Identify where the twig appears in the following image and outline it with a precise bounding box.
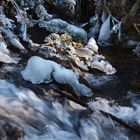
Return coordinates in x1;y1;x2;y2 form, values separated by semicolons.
132;22;140;35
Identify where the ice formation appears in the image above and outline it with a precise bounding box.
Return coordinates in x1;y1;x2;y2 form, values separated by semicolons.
0;33;18;63
98;15;111;45
133;43;140;56
0;6;14;29
86;37;98;53
21;56;93;97
0;33;9;54
0;52;18;64
0;27;26;51
90;55;116;75
88;20;100;39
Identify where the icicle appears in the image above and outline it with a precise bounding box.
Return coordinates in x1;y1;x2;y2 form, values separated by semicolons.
98;15;111;46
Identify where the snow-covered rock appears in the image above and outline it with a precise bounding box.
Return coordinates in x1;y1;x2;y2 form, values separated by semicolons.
21;56;93;97
39;19;87;43
21;56;55;84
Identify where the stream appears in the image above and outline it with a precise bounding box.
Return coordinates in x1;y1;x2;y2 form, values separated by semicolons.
0;44;140;140
0;0;140;140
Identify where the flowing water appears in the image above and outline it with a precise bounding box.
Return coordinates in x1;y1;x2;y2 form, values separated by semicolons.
0;77;140;140
0;25;140;140
0;45;140;140
0;1;140;139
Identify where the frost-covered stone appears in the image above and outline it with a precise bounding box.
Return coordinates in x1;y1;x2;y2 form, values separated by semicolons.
21;56;93;97
42;33;90;71
74;57;89;71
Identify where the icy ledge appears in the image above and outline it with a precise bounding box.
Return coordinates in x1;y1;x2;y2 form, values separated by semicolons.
21;56;93;97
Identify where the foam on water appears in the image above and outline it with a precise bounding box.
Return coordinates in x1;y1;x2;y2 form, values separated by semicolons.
0;79;140;140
